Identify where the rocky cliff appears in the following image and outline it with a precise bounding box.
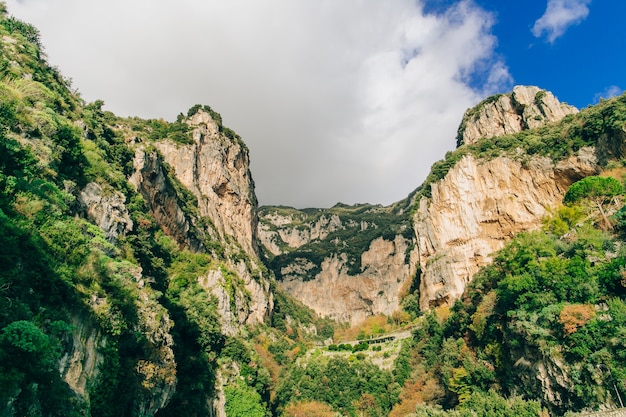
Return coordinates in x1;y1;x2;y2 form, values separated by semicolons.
258;203;416;325
413;149;598;309
412;85;615;311
152;110;260;258
258;86;623;323
0;11;275;412
456;85;578;147
127;110;273;329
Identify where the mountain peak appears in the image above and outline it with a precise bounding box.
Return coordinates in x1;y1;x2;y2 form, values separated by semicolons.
456;85;578;147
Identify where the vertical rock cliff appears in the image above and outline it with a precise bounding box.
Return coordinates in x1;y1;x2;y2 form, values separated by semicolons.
413;150;598;309
258;86;609;321
128;109;272;329
153;110;260;258
413;86;597;309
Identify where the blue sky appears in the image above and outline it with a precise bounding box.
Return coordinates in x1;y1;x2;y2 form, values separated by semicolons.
4;0;624;207
470;0;624;107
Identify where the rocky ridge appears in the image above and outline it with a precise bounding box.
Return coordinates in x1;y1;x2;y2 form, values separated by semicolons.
457;85;578;146
258;85;600;322
129;109;273;328
413;149;598;309
258;204;416;325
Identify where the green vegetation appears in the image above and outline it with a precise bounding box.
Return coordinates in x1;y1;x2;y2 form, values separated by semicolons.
408;391;546;417
4;4;626;417
277;356;399;417
393;177;626;416
261;202;413;279
0;8;271;416
420;92;626;200
225;382;267;417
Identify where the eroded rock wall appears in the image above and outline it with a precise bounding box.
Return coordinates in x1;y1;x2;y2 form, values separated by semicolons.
259;205;416;325
154;111;259;258
414;149;598;309
279;235;417;325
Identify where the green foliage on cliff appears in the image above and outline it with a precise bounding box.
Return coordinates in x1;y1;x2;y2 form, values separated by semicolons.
0;8;271;417
277;355;399;417
399;179;626;416
261;202;413;280
225;382;268;417
418;92;626;200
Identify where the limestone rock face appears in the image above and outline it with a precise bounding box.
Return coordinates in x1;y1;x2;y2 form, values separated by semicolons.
58;314;106;398
58;268;178;415
129;148;202;250
457;85;578;146
154;110;259;258
258;205;415;325
258;212;344;256
414;148;598;309
279;235;416;325
129;110;272;328
78;182;133;243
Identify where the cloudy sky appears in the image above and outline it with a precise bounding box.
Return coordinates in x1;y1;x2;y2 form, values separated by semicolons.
5;0;625;208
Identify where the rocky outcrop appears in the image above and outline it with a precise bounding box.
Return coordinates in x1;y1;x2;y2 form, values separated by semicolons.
58;269;178;416
457;85;578;146
259;205;415;325
259;211;344;255
58;314;106;397
154;110;259;258
258;87;596;321
78;182;133;243
198;262;273;335
128;110;273;327
278;235;417;325
129;148;203;250
414;148;598;309
126;109;273;416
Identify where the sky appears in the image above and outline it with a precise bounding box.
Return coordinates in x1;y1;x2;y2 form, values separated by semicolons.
4;0;625;208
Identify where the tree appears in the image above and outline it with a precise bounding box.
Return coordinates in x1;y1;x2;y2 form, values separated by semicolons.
284;401;335;417
224;382;266;417
563;176;623;229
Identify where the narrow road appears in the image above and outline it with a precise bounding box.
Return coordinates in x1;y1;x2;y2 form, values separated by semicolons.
338;327;416;346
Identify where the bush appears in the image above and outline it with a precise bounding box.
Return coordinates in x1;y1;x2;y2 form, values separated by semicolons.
224;382;267;417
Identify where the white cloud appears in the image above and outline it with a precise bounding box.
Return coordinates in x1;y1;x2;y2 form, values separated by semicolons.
594;85;623;103
5;0;511;208
532;0;592;43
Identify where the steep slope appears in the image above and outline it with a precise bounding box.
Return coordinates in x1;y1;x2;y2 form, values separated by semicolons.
126;108;272;330
0;10;274;417
456;85;578;146
258;85;604;323
397;186;626;415
413;89;626;310
414;149;597;309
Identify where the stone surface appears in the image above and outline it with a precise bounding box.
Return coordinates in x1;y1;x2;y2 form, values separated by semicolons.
414;148;598;309
78;182;133;243
154;110;259;258
258;205;416;325
457;85;578;146
129;110;273;328
279;235;416;325
129;148;202;250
